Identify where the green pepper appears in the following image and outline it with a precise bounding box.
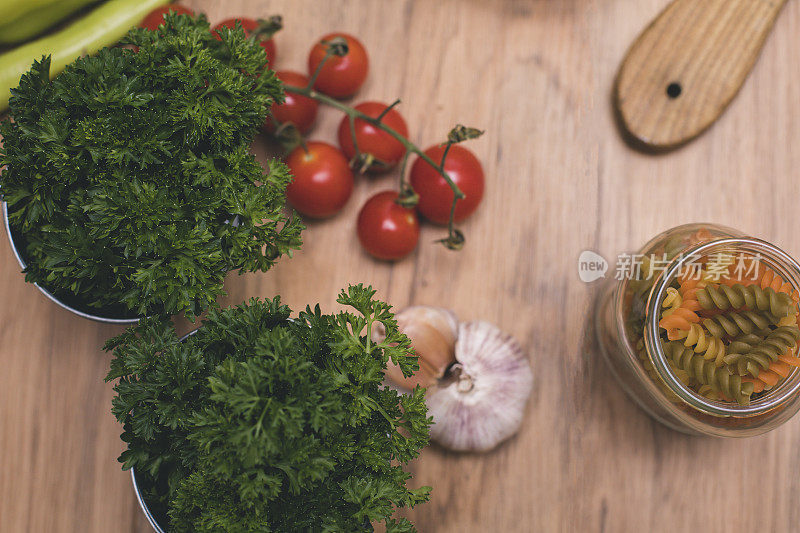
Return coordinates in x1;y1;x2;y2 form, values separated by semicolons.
0;0;102;45
0;0;169;113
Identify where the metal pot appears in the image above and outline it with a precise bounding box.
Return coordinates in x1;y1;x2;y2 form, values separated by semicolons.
131;467;167;533
129;329;198;533
2;202;140;324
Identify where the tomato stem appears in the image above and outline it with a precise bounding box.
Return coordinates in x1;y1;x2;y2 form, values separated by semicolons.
345;112;369;172
305;56;328;90
439;142;453;168
252;15;283;41
284;84;469;249
398;150;411;191
305;39;347;90
395;150;419;207
375;99;401;123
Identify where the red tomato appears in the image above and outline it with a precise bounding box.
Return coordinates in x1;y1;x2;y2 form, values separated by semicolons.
409;145;485;225
357;191;420;261
307;33;368;98
212;18;276;66
140;5;193;31
266;71;319;134
285;142;353;218
337;102;408;171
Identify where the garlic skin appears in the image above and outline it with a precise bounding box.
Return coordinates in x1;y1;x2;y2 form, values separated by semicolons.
374;306;458;389
427;321;533;452
398;305;459;348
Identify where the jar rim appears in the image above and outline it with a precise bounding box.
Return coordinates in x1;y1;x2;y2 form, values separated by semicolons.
644;236;800;417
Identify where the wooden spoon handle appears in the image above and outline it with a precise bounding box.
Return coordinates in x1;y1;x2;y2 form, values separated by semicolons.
615;0;788;151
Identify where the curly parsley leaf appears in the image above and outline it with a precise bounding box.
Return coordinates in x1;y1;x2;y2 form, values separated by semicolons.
0;14;302;318
106;287;431;532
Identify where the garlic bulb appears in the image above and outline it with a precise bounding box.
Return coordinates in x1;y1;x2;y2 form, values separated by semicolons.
427;321;533;452
373;306;458;389
379;306;533;453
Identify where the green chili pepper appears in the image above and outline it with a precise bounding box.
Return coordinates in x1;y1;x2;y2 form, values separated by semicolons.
0;0;170;113
0;0;102;45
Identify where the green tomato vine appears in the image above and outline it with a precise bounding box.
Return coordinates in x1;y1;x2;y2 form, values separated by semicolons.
283;38;483;250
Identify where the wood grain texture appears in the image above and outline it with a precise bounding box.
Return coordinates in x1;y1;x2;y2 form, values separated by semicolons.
3;0;800;531
615;0;787;150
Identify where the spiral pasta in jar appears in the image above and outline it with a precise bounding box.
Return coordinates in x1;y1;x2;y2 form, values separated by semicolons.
595;223;800;437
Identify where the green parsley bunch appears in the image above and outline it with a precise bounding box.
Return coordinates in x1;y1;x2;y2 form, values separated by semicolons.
106;285;431;532
0;14;302;318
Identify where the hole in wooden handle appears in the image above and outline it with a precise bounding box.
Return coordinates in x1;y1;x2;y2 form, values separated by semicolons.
666;82;682;99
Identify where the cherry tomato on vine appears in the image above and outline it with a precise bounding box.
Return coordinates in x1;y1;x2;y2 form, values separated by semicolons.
308;33;368;99
140;5;193;31
265;71;319;135
337;102;408;171
285;142;353;218
357;191;420;261
212;18;277;65
409;144;485;225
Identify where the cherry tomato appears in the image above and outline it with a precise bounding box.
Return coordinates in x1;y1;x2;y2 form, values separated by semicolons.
357;191;420;261
337;102;408;171
212;18;277;66
140;5;193;31
307;33;368;98
285;142;353;218
265;71;319;134
409;144;485;225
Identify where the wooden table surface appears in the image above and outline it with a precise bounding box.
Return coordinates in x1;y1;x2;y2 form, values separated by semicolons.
3;0;800;531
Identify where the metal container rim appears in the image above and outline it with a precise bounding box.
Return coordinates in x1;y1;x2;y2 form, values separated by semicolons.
2;201;141;324
644;236;800;417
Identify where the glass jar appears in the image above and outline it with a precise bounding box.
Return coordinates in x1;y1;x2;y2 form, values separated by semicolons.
596;223;800;437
